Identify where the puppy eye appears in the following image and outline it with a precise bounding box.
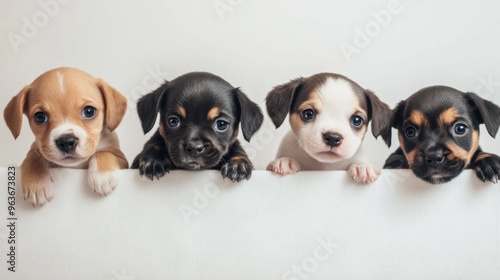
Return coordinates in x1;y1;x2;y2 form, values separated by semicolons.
301;109;315;121
34;112;48;124
404;126;417;138
168;116;180;128
82;106;97;119
350;115;364;128
453;123;469;136
214;118;229;132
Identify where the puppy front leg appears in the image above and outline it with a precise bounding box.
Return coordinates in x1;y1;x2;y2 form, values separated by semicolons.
21;145;54;207
131;131;174;180
88;148;128;196
470;149;500;183
347;162;381;183
383;148;410;169
266;157;301;175
220;140;253;182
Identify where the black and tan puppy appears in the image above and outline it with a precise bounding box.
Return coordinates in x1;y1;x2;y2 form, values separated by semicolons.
131;72;263;182
384;86;500;184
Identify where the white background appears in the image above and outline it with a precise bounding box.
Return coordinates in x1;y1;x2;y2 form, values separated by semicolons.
1;0;500;168
2;2;500;279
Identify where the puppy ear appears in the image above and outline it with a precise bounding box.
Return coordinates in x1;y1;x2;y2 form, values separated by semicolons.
365;90;392;146
96;79;127;131
137;82;168;134
465;92;500;138
234;88;264;141
383;100;407;147
4;86;30;139
265;78;303;128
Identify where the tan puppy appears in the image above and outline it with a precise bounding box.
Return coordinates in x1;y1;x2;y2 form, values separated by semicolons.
4;67;128;206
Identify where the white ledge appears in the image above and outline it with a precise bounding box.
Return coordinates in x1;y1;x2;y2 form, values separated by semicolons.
1;168;499;279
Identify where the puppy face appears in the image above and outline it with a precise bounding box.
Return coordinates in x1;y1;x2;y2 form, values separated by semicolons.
136;72;263;170
266;73;391;163
4;67;127;167
388;86;500;183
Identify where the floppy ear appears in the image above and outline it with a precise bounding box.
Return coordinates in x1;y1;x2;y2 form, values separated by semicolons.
96;79;127;131
464;92;500;138
136;82;168;134
365;90;392;146
265;78;303;128
4;86;30;139
383;100;407;147
234;88;264;142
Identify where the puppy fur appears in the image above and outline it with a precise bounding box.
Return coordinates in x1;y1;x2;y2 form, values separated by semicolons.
265;73;391;183
383;86;500;184
131;72;263;182
4;67;128;206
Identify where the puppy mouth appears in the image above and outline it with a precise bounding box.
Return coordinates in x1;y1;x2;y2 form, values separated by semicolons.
412;162;465;184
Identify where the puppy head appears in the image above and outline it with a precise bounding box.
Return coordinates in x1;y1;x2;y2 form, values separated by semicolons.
266;73;391;163
3;67;127;167
136;72;263;170
389;86;500;184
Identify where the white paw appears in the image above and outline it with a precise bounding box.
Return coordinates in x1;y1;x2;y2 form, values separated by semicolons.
23;175;54;207
88;170;118;196
88;158;118;196
267;157;301;175
348;163;381;183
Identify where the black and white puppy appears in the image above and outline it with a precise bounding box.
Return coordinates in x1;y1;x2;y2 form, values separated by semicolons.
384;86;500;184
266;73;391;183
131;72;263;182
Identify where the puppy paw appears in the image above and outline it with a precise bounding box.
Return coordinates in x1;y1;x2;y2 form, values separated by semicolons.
473;154;500;183
221;157;253;182
88;170;119;196
348;163;381;183
383;153;409;169
135;154;173;180
266;157;301;175
23;175;54;207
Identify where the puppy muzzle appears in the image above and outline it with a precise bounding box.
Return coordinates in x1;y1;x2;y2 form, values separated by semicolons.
169;138;224;170
55;134;78;153
412;146;464;184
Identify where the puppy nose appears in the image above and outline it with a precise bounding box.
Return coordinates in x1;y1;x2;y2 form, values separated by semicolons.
56;134;78;153
186;140;205;157
424;149;446;168
323;132;343;147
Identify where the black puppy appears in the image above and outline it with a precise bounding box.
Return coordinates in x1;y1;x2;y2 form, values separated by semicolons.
131;72;263;182
384;86;500;184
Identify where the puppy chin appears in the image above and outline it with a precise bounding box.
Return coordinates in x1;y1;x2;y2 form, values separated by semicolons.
411;161;465;184
169;147;225;170
39;142;92;168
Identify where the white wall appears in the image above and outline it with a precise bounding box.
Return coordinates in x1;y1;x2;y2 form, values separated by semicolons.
1;0;500;169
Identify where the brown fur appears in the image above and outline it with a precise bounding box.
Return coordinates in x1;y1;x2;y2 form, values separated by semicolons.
4;67;128;205
207;107;220;120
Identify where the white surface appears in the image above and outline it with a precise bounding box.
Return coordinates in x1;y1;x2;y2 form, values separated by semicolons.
1;167;500;279
1;0;500;169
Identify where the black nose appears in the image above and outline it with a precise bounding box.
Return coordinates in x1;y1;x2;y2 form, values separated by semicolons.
56;134;78;153
424;149;446;168
323;132;343;147
186;140;205;157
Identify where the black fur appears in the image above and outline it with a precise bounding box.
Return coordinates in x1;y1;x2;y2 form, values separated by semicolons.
383;86;500;184
131;72;263;182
